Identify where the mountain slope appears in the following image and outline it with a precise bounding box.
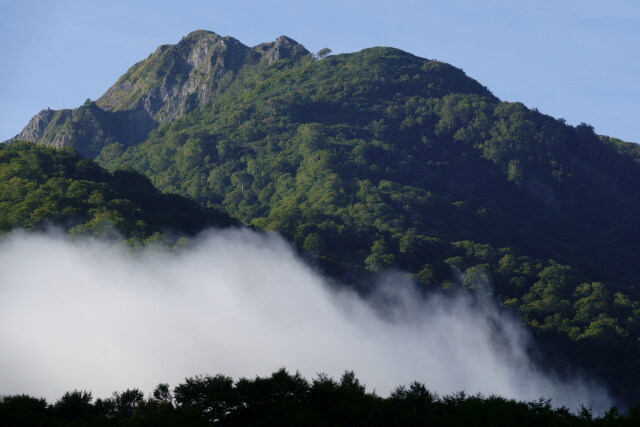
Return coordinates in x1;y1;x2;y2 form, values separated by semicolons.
98;38;640;403
97;30;310;122
0;141;236;241
97;43;640;291
8;31;640;404
9;30;310;158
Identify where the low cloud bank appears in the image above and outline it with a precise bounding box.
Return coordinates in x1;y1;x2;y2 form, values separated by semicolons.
0;229;611;412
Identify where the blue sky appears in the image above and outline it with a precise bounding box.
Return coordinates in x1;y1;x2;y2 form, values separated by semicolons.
1;0;638;142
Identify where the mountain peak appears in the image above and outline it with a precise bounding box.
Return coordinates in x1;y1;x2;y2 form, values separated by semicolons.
177;29;247;51
252;35;310;63
183;29;220;40
9;30;317;152
93;30;256;125
93;31;310;123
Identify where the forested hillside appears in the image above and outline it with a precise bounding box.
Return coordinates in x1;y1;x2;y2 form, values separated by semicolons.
8;30;640;405
0;142;235;243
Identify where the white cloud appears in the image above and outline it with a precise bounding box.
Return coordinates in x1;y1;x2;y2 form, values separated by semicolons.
0;228;611;412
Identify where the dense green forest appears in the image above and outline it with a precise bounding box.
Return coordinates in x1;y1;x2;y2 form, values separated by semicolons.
1;369;637;426
0;142;235;244
92;34;640;403
6;30;640;407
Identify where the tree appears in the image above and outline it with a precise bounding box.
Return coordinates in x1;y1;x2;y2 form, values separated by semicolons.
152;383;173;405
174;374;236;423
53;390;94;420
316;48;332;59
303;232;325;256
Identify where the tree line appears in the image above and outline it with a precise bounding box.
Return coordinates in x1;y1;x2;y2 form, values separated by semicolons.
2;369;637;426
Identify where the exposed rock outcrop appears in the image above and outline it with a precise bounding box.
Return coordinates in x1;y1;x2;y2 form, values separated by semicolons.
9;30;311;157
252;35;311;64
9;109;56;143
97;30;310;124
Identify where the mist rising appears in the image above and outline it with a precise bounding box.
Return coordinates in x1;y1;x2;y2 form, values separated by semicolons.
0;229;611;412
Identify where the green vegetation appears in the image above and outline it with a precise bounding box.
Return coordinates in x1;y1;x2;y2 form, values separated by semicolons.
0;142;235;244
1;369;637;426
8;33;640;406
93;45;640;403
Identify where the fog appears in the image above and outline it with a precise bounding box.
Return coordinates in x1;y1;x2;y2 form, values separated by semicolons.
0;228;611;412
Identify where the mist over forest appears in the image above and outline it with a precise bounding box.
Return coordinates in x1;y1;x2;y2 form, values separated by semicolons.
0;229;611;411
2;28;640;424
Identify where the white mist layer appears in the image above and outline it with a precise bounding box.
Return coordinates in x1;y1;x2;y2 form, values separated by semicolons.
0;229;611;412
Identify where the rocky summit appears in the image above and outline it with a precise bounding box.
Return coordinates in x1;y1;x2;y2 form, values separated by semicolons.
9;30;311;157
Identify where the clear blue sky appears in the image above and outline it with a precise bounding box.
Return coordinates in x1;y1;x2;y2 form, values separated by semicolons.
1;0;638;142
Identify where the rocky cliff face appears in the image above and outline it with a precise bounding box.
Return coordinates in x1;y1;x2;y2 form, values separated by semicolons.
8;30;311;156
7;103;156;158
10;109;57;143
97;30;310;124
253;35;312;64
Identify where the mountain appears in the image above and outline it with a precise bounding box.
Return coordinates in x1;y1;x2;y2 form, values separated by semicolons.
8;30;640;404
9;30;310;158
0;141;236;242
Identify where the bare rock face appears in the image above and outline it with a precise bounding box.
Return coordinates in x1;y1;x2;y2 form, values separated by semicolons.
9;30;311;156
8;108;74;149
97;31;310;124
252;36;311;64
10;109;56;142
97;30;250;123
7;104;156;158
119;109;157;147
